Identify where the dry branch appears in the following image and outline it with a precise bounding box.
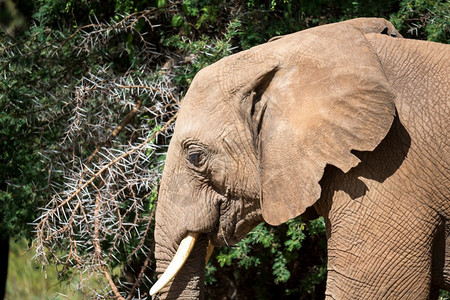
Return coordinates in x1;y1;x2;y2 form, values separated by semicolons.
33;4;187;299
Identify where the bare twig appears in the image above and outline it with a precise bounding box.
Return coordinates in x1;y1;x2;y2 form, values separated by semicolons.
79;97;144;184
31;4;198;298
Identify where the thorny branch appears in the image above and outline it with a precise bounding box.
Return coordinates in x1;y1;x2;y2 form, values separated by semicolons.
32;6;187;299
54;6;179;55
80;97;143;184
37;113;177;242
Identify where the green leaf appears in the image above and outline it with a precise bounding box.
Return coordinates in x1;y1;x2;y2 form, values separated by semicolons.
171;14;184;27
157;0;167;8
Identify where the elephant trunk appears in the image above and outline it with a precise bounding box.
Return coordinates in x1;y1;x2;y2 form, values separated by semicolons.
153;229;208;299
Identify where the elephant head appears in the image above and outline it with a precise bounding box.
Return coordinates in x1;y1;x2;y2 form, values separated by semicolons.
150;18;401;298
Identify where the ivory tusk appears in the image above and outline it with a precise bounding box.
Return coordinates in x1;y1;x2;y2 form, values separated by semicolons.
205;239;214;264
150;232;199;296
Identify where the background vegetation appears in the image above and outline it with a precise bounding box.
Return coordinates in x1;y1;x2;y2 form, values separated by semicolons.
1;0;448;299
6;240;87;300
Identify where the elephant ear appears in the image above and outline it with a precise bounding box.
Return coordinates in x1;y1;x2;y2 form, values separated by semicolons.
251;21;396;225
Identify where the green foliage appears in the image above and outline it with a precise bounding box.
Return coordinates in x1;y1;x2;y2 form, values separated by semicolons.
0;30;65;240
390;0;449;42
234;0;401;49
114;0;139;14
6;239;101;299
440;290;450;299
170;0;221;33
161;18;241;87
208;218;327;298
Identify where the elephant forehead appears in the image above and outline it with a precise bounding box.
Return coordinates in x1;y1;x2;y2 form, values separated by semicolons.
187;64;225;96
174;98;240;141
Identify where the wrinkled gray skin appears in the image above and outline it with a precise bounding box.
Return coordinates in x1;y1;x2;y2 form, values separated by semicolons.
153;18;449;299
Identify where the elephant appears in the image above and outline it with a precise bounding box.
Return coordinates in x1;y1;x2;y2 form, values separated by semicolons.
150;18;449;299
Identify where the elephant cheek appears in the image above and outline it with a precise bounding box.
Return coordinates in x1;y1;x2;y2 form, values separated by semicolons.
154;233;208;299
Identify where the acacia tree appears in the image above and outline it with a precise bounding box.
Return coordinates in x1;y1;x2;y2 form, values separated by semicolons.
2;3;182;298
1;0;448;298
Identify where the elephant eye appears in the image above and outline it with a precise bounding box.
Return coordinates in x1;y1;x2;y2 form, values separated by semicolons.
185;146;207;168
188;152;202;167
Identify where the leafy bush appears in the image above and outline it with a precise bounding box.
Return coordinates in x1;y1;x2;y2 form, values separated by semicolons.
208;218;327;299
390;0;449;43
